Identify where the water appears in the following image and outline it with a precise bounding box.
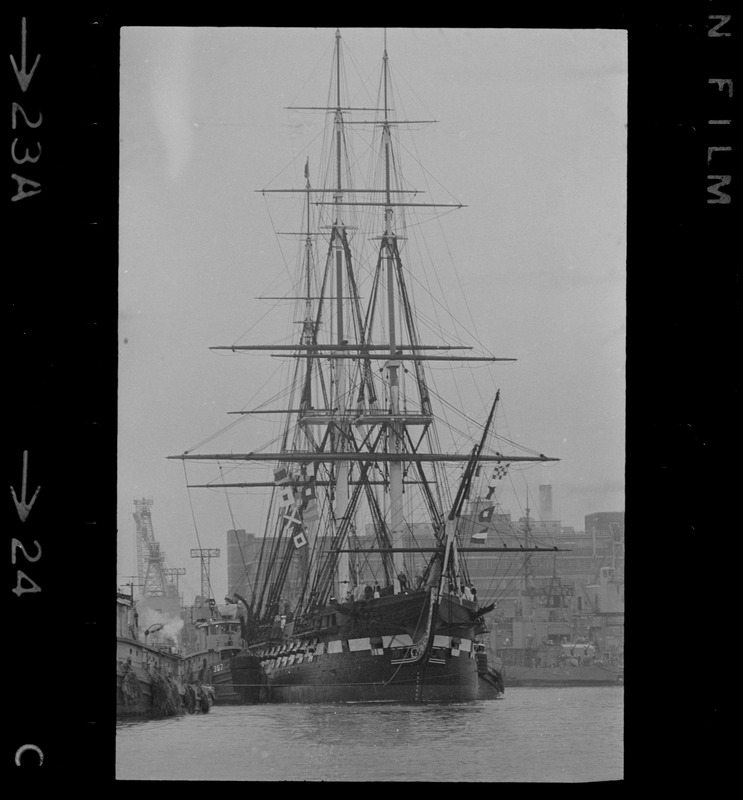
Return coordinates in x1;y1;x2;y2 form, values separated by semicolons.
116;686;623;782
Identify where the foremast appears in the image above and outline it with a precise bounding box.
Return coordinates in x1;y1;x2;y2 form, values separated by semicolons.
439;392;499;600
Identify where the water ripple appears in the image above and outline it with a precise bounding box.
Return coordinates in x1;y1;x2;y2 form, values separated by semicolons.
116;686;623;782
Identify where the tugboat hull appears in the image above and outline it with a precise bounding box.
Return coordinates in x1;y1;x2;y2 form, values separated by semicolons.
116;659;213;718
224;654;270;704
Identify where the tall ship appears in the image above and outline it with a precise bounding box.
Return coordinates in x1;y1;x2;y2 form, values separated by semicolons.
170;29;561;703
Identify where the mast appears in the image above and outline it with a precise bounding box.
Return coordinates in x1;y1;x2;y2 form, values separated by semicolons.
521;493;536;617
438;392;499;599
524;496;533;587
299;158;320;595
302;159;314;353
332;29;351;599
380;35;406;592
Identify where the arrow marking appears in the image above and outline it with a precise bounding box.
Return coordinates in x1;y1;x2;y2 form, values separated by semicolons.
11;450;41;522
10;18;41;93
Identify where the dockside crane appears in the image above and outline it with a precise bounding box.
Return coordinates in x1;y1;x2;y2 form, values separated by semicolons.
133;497;184;599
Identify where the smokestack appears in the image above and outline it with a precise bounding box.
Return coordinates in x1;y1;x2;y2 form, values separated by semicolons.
539;485;553;520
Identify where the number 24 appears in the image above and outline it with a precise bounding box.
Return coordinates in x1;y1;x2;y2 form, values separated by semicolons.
11;539;42;597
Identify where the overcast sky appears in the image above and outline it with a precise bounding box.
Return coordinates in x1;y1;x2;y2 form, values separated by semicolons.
118;27;627;603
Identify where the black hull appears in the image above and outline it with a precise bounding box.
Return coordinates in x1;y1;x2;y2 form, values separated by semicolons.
116;669;214;718
502;666;622;687
506;679;619;687
184;646;257;705
246;589;502;703
476;658;505;699
507;676;623;688
117;670;160;719
209;666;242;705
210;655;269;704
264;646;480;703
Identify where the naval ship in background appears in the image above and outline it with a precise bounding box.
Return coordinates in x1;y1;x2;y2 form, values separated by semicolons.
491;562;624;687
483;495;624;686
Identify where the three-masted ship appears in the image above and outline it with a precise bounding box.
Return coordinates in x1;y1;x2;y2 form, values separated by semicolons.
170;29;558;703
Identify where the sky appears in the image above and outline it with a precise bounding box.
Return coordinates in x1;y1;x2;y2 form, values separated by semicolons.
118;27;627;604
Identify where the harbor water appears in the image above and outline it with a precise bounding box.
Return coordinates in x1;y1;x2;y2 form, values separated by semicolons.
116;686;623;782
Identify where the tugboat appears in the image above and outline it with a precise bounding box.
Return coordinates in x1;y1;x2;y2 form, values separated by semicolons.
116;590;214;717
183;600;267;704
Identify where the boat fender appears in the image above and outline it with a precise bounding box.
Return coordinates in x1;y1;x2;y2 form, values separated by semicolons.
184;684;196;713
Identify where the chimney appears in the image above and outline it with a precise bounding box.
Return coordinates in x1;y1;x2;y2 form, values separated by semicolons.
539;485;553;520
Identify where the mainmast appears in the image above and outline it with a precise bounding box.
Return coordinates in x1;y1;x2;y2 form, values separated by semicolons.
300;157;316;410
299;159;321;597
332;30;351;599
380;36;405;590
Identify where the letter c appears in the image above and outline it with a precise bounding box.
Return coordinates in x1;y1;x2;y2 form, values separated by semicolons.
15;744;44;766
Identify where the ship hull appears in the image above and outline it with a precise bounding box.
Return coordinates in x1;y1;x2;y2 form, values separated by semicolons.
502;663;622;687
248;590;502;703
116;666;157;718
228;653;270;703
184;649;266;705
116;668;214;718
263;646;480;703
207;663;242;705
476;656;505;699
207;655;268;704
117;636;214;718
117;636;186;719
